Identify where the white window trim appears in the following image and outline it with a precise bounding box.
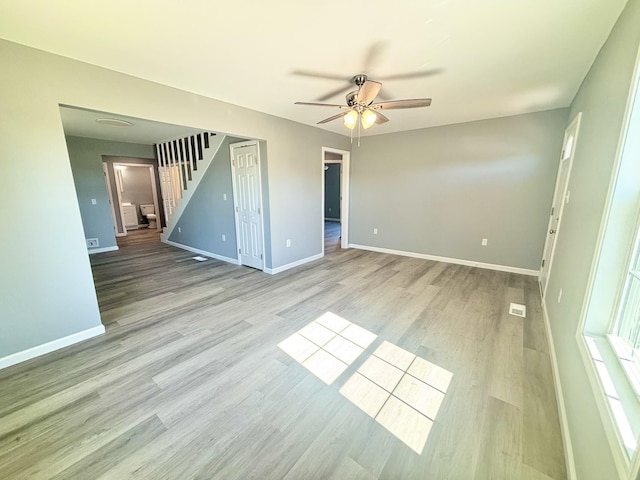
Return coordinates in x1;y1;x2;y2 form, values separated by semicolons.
607;211;640;400
608;334;640;399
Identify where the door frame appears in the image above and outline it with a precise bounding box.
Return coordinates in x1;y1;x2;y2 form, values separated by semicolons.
103;162;126;237
540;112;582;297
322;146;351;254
230;140;266;271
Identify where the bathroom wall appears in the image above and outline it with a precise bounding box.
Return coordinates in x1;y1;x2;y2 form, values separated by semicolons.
119;165;155;223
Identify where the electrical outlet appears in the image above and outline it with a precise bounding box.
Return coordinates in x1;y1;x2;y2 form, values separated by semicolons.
86;238;99;248
178;227;181;233
481;238;488;246
223;193;227;201
328;207;332;212
373;228;378;235
286;239;291;248
91;198;97;205
222;234;226;242
557;288;563;303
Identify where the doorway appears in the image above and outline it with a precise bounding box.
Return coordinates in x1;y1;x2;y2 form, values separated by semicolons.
105;160;163;245
230;140;266;270
322;147;350;255
539;112;582;296
324;159;341;253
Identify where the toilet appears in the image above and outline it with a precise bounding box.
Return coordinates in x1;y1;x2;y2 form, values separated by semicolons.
140;204;157;229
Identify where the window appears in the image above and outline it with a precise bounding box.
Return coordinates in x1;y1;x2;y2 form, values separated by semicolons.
609;221;640;395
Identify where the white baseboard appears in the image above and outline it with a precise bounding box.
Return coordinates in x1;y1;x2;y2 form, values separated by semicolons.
88;246;119;255
542;300;576;480
265;253;324;275
163;239;240;265
0;325;106;371
348;243;539;276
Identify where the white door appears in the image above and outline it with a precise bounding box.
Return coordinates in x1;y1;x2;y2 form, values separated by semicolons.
231;141;265;270
539;112;582;296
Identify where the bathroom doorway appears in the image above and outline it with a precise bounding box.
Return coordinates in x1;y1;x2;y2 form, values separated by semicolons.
104;159;163;244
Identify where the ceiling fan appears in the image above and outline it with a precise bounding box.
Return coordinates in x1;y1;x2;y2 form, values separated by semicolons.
295;73;432;133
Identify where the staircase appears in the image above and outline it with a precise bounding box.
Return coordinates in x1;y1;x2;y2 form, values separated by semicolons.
154;132;225;238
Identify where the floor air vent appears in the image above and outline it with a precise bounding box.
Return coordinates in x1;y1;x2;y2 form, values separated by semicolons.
509;303;526;318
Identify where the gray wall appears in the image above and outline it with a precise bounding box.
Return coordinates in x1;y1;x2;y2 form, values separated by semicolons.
169;136;245;260
545;0;640;477
0;38;350;359
259;140;273;268
65;136;155;249
324;163;341;220
349;108;569;271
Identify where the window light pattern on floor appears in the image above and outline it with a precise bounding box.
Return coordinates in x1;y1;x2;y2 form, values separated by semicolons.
277;312;377;384
278;312;453;455
340;341;452;454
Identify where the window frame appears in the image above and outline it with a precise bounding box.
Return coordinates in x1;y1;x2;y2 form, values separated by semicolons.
608;212;640;398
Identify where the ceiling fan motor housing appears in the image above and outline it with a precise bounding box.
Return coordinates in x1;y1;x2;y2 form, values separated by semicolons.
352;74;368;87
346;91;359;106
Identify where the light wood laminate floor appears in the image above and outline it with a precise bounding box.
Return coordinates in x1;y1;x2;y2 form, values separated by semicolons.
0;240;566;479
325;221;341;253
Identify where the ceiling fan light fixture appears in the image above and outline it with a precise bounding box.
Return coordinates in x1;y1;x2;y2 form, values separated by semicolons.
343;110;358;130
361;109;377;129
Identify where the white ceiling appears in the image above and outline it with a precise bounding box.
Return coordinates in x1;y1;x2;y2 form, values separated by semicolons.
1;0;628;138
59;106;206;144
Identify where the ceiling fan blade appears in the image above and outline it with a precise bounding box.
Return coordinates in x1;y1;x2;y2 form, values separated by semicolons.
363;41;387;72
317;83;354;102
317;111;350;124
377;69;443;81
291;70;349;81
374;111;389;124
372;98;432;110
295;102;346;108
357;80;382;105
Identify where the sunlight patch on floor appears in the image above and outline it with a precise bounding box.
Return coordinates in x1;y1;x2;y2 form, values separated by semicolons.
277;312;375;384
278;313;453;455
340;341;451;454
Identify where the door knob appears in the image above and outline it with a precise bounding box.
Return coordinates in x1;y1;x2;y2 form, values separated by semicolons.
549;229;556;234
